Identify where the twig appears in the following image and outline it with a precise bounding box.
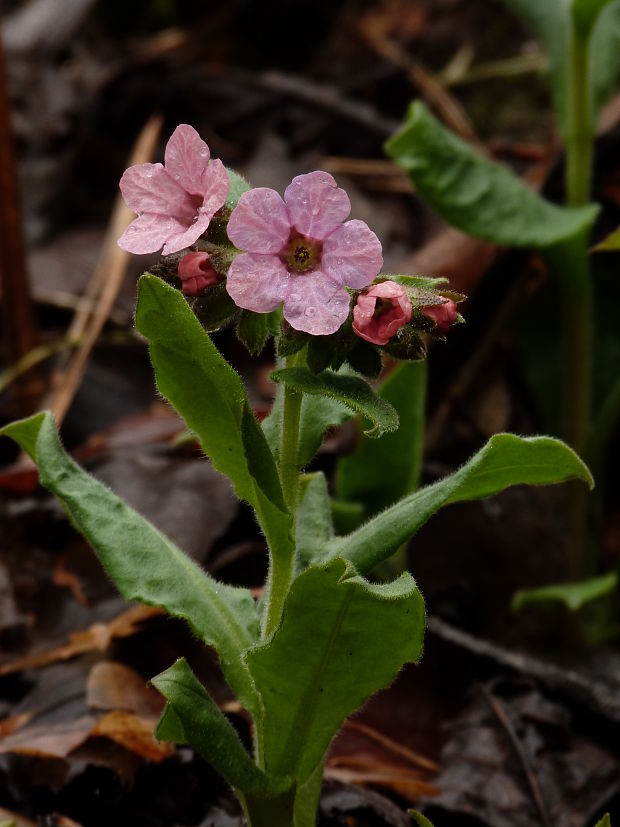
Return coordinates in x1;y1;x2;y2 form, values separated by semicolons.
343;719;438;772
479;683;552;827
0;14;39;412
358;22;480;148
41;114;163;425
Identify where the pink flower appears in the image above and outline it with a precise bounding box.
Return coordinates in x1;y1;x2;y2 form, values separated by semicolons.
421;297;458;332
178;251;218;295
352;281;412;345
117;125;229;256
225;171;383;336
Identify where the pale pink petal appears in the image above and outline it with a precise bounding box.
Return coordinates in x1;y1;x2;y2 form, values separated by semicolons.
117;213;180;254
227;188;291;254
120;163;195;223
283;272;351;335
164;124;211;195
200;158;230;215
322;220;383;289
161;211;212;255
284;171;350;240
226;253;290;312
178;252;218;287
421;298;458;332
352;281;412;345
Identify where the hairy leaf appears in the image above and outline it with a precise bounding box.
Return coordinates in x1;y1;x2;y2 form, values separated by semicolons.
152;659;289;796
135;274;293;566
246;558;425;783
296;473;334;573
324;434;594;573
0;412;260;712
271;367;399;438
226;169;251;209
386;102;598;247
336;360;426;512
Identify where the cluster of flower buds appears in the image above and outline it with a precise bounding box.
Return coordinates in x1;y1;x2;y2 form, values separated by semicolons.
118;125;463;362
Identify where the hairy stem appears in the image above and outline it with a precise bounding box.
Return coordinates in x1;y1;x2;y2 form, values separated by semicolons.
565;24;593;208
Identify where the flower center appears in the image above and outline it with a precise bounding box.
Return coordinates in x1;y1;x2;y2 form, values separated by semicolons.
281;232;322;274
373;298;394;318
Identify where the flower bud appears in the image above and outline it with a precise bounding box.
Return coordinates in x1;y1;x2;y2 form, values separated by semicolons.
178;251;218;295
420;297;458;332
352;281;412;346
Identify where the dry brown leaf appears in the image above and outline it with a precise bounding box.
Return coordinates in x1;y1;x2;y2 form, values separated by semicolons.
0;716;96;758
86;661;164;717
343;719;438;772
0;605;164;676
325;763;440;802
92;711;174;763
0;710;34;739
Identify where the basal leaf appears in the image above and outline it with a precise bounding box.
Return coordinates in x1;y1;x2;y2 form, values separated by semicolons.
246;558;425;783
512;571;618;612
324;434;594;573
135;275;293;567
271;367;399;438
152;658;289;796
386;102;598;248
336;360;426;512
296;473;334;573
0;412;260;713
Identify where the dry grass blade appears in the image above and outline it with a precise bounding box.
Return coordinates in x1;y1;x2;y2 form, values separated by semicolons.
41;114;163;425
343;719;438;772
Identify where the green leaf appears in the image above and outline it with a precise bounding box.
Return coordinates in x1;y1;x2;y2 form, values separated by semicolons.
296;473;334;573
237;309;279;355
572;0;616;33
408;812;435;827
154;703;186;744
324;434;594;573
0;412;261;713
512;571;618;612
498;0;620;139
346;339;382;379
241;401;287;513
152;658;290;796
385;101;598;248
135;274;293;568
593;815;612;827
593;224;620;251
276;326;310;358
262;380;354;469
226;169;251;209
245;558;425;783
336;360;426;512
271;367;399;438
330;498;365;535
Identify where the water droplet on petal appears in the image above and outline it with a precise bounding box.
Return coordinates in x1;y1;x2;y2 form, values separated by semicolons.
305;307;317;317
146;170;153;178
289;292;301;302
199;148;208;157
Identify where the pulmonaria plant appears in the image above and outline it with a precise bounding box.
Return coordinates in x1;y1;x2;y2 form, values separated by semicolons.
0;126;594;827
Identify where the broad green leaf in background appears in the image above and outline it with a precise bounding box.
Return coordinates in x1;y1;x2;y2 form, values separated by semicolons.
135;274;293;565
385;102;598;248
572;0;617;33
498;0;620;138
0;412;260;713
262;380;353;469
271;367;399;438
296;473;334;573
226;168;251;209
152;659;290;796
324;434;594;574
336;361;426;513
245;557;425;783
512;571;618;612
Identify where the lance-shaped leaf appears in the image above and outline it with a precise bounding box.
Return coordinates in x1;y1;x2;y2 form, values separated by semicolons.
296;473;334;573
271;367;398;438
135;274;293;566
0;412;260;713
512;571;618;612
336;360;426;512
152;658;290;796
246;558;425;783
263;380;353;469
324;434;594;573
386;102;598;248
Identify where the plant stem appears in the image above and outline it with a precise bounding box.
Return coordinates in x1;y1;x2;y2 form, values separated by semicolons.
240;788;296;827
263;353;303;639
565;24;593;208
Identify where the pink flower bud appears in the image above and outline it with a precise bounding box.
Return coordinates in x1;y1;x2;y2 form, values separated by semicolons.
352;281;412;346
421;297;458;332
178;251;218;295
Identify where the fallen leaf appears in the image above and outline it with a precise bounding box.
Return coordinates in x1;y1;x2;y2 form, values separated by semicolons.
86;661;164;716
91;711;174;763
